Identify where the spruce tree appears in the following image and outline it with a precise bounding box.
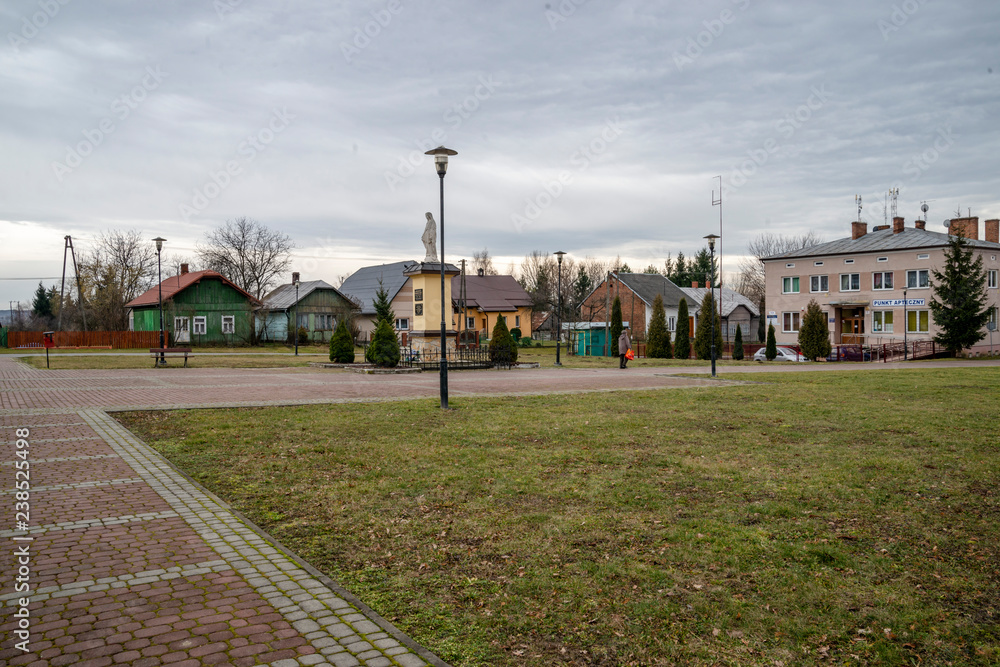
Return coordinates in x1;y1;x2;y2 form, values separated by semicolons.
765;323;778;360
930;232;991;354
32;281;53;319
693;291;722;360
757;304;766;342
732;324;744;360
372;279;394;328
798;299;832;360
674;298;691;359
610;296;623;357
646;294;670;358
329;319;355;363
488;315;518;367
367;319;400;367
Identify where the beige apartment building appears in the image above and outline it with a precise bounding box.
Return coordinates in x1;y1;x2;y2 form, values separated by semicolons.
763;216;1000;354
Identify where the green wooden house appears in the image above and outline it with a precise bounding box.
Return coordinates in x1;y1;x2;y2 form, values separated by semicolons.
259;279;359;344
126;267;261;346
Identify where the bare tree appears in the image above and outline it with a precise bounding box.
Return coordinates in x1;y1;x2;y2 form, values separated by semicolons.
166;254;199;276
735;232;823;306
77;229;157;330
471;248;498;276
517;251;556;311
197;217;294;300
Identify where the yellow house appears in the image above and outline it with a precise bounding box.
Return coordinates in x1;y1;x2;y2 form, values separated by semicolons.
451;273;533;340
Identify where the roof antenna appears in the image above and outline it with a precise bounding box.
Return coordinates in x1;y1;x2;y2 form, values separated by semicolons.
855;194;863;222
920;201;930;221
889;188;898;220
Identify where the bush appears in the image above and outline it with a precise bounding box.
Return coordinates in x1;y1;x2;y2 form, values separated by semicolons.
732;324;744;360
694;291;723;361
366;319;400;368
510;327;522;341
765;323;777;361
518;336;533;348
329;320;355;363
489;316;518;367
798;299;831;361
297;326;309;345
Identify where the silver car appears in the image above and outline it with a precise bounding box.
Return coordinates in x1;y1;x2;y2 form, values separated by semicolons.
753;346;809;362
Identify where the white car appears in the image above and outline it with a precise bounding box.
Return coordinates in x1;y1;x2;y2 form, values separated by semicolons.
753;346;809;362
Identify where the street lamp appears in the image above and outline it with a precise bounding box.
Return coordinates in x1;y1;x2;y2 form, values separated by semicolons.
704;234;720;377
293;274;301;356
903;287;908;360
152;237;166;365
425;145;458;409
554;251;566;366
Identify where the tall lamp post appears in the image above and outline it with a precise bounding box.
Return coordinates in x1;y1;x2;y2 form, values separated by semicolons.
554;251;566;366
293;275;300;356
902;287;908;360
425;145;458;409
152;237;166;365
704;234;720;377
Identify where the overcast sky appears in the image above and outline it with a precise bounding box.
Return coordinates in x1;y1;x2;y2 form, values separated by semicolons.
2;0;999;306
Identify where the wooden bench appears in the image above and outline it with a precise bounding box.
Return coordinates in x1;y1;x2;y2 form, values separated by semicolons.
150;348;193;367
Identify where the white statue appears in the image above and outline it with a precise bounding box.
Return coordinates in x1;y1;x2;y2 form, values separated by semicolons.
422;212;438;262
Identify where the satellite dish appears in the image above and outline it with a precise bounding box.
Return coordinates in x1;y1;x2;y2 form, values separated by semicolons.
921;203;929;214
943;219;951;228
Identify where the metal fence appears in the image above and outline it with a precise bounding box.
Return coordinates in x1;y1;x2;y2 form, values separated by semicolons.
397;344;514;370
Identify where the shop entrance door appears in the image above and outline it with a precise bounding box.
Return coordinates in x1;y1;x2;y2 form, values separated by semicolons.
841;308;864;344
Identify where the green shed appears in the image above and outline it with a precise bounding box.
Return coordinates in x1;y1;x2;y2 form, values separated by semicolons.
259;279;359;344
126;269;261;346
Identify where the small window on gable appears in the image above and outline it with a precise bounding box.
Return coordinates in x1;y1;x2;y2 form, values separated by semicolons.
844;259;855;265
877;256;888;262
917;253;929;260
814;261;824;267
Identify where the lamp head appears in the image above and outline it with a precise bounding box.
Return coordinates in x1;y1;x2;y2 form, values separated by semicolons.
555;250;566;264
153;237;166;252
704;233;720;251
425;146;458;176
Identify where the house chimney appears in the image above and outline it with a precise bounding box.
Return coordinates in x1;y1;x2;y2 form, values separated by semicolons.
892;217;905;234
180;263;189;275
985;219;999;244
691;281;699;289
292;271;300;284
948;217;979;240
706;281;712;289
851;221;867;240
477;268;485;277
914;220;926;230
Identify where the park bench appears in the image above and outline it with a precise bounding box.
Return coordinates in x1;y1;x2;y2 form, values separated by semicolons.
149;348;193;367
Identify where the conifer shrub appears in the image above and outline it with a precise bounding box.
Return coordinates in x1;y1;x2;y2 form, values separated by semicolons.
674;298;691;359
765;323;778;360
367;319;400;368
732;324;744;360
646;294;671;358
489;316;518;367
329;319;355;363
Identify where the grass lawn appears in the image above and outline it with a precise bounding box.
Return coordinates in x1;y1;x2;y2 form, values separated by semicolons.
116;368;999;666
18;353;335;370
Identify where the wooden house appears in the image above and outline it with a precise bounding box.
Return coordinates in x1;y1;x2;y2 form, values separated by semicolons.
259;279;359;344
126;265;261;345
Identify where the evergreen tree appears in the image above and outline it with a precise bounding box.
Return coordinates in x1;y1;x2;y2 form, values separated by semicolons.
798;299;832;360
573;267;592;306
672;252;688;287
646;294;671;358
32;281;53;319
692;247;718;286
694;290;722;360
757;304;766;342
930;232;991;354
329;319;355;363
372;279;395;327
367;319;400;367
488;315;518;367
674;298;691;359
732;324;744;360
765;323;777;360
609;296;623;357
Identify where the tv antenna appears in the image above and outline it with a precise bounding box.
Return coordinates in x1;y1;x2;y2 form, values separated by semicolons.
855;194;862;222
889;188;899;220
920;200;934;221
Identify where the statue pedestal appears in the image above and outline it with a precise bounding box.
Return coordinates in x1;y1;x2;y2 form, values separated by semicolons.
403;262;461;354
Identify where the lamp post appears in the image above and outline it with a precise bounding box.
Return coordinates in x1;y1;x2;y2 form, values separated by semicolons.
704;234;720;377
152;237;166;365
293;276;300;356
554;251;566;366
425;145;458;409
903;287;908;360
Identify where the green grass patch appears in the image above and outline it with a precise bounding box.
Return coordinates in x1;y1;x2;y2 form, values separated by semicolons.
116;368;1000;666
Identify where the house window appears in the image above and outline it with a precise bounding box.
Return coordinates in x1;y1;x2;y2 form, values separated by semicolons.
782;277;800;294
917;253;929;260
515;315;520;328
810;275;829;292
814;261;824;267
782;312;800;333
193;316;207;335
313;315;332;330
415;304;423;316
221;316;235;334
174;317;190;343
844;259;855;264
128;311;134;331
907;310;929;333
989;308;998;328
989;270;997;289
872;311;894;333
873;272;894;290
785;263;795;268
297;313;309;328
466;316;475;329
877;256;889;262
414;289;423;301
840;273;860;291
395;318;409;330
907;269;929;288
668;316;676;331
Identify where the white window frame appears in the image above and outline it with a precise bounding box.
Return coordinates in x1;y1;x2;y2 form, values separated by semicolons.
395;318;409;330
844;259;855;264
466;316;475;329
221;315;235;334
174;317;190;343
667;316;676;331
785;263;795;268
810;275;829;293
873;271;894;291
128;311;134;332
872;310;894;333
515;315;521;328
907;310;930;333
840;273;860;292
814;261;824;267
877;256;889;263
907;269;929;289
193;316;207;335
782;312;800;333
782;276;800;294
989;270;998;289
917;253;930;260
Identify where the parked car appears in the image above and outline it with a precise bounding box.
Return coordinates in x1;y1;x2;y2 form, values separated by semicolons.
753;346;809;362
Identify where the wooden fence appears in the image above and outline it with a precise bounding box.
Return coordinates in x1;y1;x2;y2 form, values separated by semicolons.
5;331;161;349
